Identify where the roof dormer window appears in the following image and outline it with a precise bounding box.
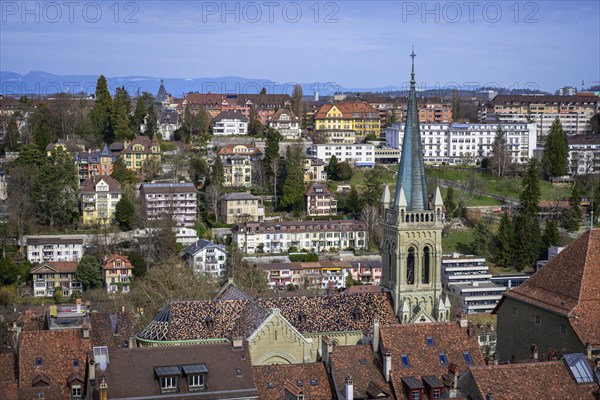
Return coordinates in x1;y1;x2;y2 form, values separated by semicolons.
155;366;180;394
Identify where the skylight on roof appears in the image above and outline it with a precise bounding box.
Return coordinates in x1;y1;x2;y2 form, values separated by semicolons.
310;378;318;386
359;357;367;365
297;380;304;387
463;351;473;365
426;336;435;346
439;353;448;365
268;382;275;389
401;354;412;368
563;353;595;383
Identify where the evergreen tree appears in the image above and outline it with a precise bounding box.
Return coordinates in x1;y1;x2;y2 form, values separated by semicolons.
211;156;224;187
444;187;457;217
29;102;53;151
326;155;340;179
31;147;79;228
592;181;600;226
76;255;102;290
519;158;541;217
494;211;514;268
14;144;44;168
540;220;560;259
362;167;386;207
248;107;263;136
111;158;137;186
336;162;353;181
90;75;114;143
4;115;20;151
471;221;493;258
263;127;282;180
346;187;361;218
132;95;147;133
113;87;133;141
565;186;582;232
543;118;569;178
280;147;305;211
144;103;158;138
512;214;534;271
115;197;136;230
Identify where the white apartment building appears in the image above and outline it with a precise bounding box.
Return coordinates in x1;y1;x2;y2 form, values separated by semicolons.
493;112;591;140
310;144;375;167
386;123;537;165
267;109;301;140
183;239;228;278
442;253;506;314
26;236;84;263
568;135;600;175
140;182;197;227
232;220;368;254
212;110;249;135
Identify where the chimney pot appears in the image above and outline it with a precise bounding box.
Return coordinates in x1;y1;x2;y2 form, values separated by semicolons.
383;352;392;382
345;375;354;400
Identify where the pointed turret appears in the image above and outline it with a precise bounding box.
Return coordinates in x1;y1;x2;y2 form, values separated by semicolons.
397;185;407;209
433;186;444;207
381;184;391;209
393;48;428;211
156;79;168;103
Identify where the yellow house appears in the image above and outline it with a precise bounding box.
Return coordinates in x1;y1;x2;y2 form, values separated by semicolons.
120;136;161;173
314;102;380;140
103;254;133;293
80;175;122;225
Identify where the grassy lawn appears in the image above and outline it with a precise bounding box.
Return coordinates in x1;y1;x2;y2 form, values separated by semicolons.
437;187;502;207
442;228;474;254
426;167;571;202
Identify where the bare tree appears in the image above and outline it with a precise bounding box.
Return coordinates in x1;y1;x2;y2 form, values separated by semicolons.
252;160;267;192
7;166;35;253
270;157;281;208
491;125;511;178
205;183;223;218
360;204;380;248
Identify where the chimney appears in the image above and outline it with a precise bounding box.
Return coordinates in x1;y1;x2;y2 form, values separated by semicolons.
121;305;125;313
531;344;539;361
458;313;468;329
99;378;108;400
383;352;392;382
82;323;90;339
345;375;354;400
232;337;243;349
88;356;96;383
467;324;474;338
76;298;82;313
585;342;593;360
128;336;135;349
322;337;333;372
372;319;380;353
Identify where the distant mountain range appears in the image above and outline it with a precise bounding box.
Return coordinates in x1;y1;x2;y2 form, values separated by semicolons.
0;71;552;98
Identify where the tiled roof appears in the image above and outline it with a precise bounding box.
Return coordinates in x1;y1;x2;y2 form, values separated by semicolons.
140;181;196;193
252;362;335;400
137;292;397;342
380;322;484;400
213;110;249;122
93;343;258;399
214;280;253;301
26;236;84;245
0;352;17;383
232;219;367;234
305;182;332;196
18;329;91;400
102;254;133;270
31;261;77;274
463;360;598;400
314;101;379;120
185;93;291;107
220;192;261;201
344;285;384;294
80;175;121;193
329;345;393;399
123;135;159;153
89;310;137;350
270;108;298;122
501;229;600;346
183;239;226;256
217;144;262;156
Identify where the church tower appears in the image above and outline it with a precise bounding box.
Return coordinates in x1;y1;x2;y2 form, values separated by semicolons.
380;49;450;324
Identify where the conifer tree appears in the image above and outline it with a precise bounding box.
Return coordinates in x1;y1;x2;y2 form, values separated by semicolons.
132;95;147;133
565;186;582;232
113;87;133;141
280;147;305;211
519;158;541;217
210;156;225;187
540;220;560;259
470;221;493;258
494;211;514;268
543;118;569;178
90;75;114;143
144;103;158;138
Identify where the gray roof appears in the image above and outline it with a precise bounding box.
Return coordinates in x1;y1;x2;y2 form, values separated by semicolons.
221;192;260;201
26;237;84;245
213;110;249;123
141;182;196;194
184;239;227;256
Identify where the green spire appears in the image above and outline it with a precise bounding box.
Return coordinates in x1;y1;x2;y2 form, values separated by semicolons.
394;47;428;211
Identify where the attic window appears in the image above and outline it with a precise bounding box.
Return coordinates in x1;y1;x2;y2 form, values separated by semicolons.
38;393;44;399
310;378;318;386
298;311;306;323
204;316;214;329
297;380;304;387
268;382;275;389
36;357;43;366
463;352;473;365
351;308;361;321
359;358;367;365
426;336;435;346
439;353;448;365
236;368;242;376
73;359;79;368
401;354;412;368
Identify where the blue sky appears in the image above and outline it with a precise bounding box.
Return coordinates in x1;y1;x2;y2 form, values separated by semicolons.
1;0;599;91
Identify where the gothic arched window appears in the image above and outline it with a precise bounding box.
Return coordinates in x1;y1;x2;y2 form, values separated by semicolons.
422;246;431;284
407;247;415;285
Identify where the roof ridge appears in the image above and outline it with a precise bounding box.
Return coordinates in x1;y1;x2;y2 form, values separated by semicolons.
578;229;595;303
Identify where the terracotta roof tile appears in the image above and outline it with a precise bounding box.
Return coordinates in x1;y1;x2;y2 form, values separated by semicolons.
102;254;133;270
463;360;598;400
380;322;484;400
80;175;121;193
18;329;91;400
252;362;334;399
329;345;393;399
502;229;600;346
31;261;77;274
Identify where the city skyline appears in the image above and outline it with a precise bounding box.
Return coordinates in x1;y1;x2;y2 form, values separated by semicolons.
1;1;599;92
